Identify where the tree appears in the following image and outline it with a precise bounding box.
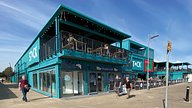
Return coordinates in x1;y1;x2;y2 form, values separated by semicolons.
2;67;13;80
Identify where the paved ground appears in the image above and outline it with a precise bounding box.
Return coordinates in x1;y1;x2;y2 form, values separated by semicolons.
0;82;192;108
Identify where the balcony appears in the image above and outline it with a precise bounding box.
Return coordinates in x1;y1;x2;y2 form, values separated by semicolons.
40;30;129;64
59;31;129;64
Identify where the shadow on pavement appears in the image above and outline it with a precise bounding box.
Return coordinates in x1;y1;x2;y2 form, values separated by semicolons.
5;83;18;88
29;97;50;102
0;83;18;100
129;95;136;98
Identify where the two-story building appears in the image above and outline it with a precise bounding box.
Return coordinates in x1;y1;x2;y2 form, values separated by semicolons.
119;39;154;81
12;5;132;98
153;62;191;82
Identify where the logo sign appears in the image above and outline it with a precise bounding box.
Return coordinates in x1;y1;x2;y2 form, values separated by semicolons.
29;46;38;62
64;75;71;81
132;61;142;68
132;58;144;71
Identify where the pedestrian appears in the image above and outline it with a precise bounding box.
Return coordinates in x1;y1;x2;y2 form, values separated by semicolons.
2;79;4;83
114;75;121;96
18;75;29;102
125;77;132;99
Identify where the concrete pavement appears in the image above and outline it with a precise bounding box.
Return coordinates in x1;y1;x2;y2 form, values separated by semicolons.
0;82;192;108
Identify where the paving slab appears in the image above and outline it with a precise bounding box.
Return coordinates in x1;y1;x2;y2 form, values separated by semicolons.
0;82;192;108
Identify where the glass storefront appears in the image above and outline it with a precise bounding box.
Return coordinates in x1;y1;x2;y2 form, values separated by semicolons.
33;73;38;89
61;71;84;96
89;72;104;93
108;73;115;91
39;70;56;96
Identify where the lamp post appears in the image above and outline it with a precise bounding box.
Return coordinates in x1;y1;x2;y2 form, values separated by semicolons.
147;34;159;90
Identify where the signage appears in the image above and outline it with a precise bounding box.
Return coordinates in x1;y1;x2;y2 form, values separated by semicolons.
132;61;142;68
27;38;40;65
132;58;144;71
29;46;38;62
96;66;119;72
144;60;154;72
64;75;71;81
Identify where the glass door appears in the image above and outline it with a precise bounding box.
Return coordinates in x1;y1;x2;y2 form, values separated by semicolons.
78;72;83;95
108;73;115;91
73;71;83;95
61;71;83;97
97;73;103;92
89;73;97;93
62;72;73;95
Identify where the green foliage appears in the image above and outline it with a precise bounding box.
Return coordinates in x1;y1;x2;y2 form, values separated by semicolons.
2;67;14;79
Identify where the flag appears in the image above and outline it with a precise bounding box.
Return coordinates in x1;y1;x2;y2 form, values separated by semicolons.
167;41;172;54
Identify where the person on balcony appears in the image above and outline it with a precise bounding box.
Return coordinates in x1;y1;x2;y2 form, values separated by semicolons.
67;34;77;49
67;34;77;43
103;44;109;56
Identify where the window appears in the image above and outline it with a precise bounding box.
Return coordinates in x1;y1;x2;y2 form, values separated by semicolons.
39;70;56;96
33;73;38;89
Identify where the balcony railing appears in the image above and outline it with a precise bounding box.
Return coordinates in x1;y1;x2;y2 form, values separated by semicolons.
130;48;145;56
40;30;129;61
60;30;129;59
154;68;191;72
40;36;56;60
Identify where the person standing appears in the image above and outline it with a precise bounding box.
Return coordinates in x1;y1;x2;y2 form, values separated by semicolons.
125;77;132;99
18;75;28;102
114;75;121;96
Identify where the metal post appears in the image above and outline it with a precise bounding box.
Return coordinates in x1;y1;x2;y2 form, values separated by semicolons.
165;53;169;108
185;86;190;102
147;36;150;90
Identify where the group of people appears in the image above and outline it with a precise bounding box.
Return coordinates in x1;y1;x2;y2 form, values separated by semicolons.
114;75;133;99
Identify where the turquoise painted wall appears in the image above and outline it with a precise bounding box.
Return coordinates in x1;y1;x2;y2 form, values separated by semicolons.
154;71;184;80
14;38;40;74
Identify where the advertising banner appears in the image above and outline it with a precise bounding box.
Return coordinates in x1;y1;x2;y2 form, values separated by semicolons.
144;59;154;72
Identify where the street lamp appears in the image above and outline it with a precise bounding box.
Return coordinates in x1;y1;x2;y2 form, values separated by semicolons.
147;34;159;90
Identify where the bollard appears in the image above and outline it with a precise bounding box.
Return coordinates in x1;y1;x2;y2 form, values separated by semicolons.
185;86;190;102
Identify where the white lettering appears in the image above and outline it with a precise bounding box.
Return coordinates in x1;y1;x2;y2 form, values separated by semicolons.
29;46;38;62
132;61;141;68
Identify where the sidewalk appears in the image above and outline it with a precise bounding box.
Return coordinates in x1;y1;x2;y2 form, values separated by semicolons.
0;82;192;108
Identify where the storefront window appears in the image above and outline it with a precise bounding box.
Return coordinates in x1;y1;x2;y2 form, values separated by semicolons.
33;73;38;89
39;70;56;96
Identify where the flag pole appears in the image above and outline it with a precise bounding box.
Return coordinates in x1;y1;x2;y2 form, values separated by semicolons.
165;41;172;108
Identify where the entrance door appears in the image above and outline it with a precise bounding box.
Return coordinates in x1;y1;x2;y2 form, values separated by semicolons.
61;71;83;96
89;72;103;93
62;72;73;95
97;73;103;92
89;73;97;93
108;73;115;91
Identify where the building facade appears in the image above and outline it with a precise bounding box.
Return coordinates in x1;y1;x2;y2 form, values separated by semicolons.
153;62;191;82
120;40;154;81
12;5;154;98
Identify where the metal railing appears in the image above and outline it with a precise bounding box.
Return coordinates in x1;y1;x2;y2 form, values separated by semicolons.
39;30;129;61
154;68;191;72
40;36;56;60
60;30;129;59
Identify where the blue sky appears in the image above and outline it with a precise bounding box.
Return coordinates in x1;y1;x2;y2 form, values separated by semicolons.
0;0;192;71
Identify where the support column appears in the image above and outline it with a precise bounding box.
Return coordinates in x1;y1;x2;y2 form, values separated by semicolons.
84;65;89;95
55;16;60;53
104;72;108;92
56;63;61;98
120;41;122;49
